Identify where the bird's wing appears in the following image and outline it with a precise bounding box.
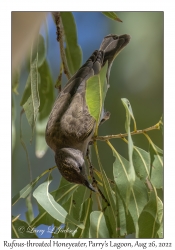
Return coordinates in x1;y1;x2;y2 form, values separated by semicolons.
60;50;105;143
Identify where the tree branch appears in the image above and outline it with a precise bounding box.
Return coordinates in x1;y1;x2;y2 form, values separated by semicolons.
52;12;71;80
94;122;160;141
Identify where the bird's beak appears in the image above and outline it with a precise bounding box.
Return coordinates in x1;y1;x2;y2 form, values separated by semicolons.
84;179;96;192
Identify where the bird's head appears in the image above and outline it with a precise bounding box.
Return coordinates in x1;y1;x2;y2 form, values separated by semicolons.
55;148;96;192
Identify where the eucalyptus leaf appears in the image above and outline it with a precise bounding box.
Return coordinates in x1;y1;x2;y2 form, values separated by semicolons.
102;12;122;22
115;190;135;237
33;35;46;67
12;68;20;94
133;146;150;181
12;218;38;238
12;168;54;206
30;176;78;229
60;12;82;75
33;176;84;229
121;99;136;210
20;74;31;106
86;62;108;135
78;198;93;238
112;147;148;237
138;187;162;238
94;142;117;237
53;177;79;205
151;155;163;189
35;60;54;157
23;57;40;136
149;140;163;188
90;211;110;238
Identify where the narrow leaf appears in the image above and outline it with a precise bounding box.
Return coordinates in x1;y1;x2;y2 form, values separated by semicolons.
34;35;46;67
25;196;34;224
33;175;84;229
23;57;40;136
35;60;55;157
90;211;110;238
30;56;40;126
86;62;108;135
12;68;20;94
133;146;150;181
20;74;31;106
60;12;82;75
12;167;56;206
102;12;122;22
12;218;38;238
111;142;148;236
138;187;162;238
121;99;136;210
94;142;117;237
78;198;93;238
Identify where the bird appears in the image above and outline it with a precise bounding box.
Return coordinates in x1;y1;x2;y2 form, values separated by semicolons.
45;34;131;191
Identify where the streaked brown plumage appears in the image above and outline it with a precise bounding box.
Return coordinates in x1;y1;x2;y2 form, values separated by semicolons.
45;34;131;191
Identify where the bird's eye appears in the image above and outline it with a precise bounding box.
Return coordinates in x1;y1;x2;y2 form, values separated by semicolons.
79;166;82;171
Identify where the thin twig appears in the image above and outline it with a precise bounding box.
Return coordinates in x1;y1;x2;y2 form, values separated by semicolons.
52;12;71;80
86;146;110;208
94;123;160;141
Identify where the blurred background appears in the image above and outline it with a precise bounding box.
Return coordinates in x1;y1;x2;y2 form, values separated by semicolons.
12;12;163;234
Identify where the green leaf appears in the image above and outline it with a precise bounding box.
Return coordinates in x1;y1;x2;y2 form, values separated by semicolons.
121;99;137;210
138;187;162;238
12;218;38;238
86;62;108;135
30;176;78;228
35;60;55;157
20;74;31;106
23;57;40;136
12;68;20;94
102;12;122;22
53;177;79;205
151;155;163;189
33;35;46;67
60;12;82;75
25;196;34;224
157;221;163;238
20;34;46;107
112;147;148;236
94;142;117;237
68;185;87;222
78;197;93;238
33;175;84;229
90;211;110;238
133;146;150;181
115;190;135;237
148;139;163;188
12;168;54;206
121;98;137;132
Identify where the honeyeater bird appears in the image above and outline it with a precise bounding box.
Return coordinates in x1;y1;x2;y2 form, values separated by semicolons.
45;34;130;191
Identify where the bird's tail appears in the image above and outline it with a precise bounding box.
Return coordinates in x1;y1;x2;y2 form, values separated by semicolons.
99;34;131;83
